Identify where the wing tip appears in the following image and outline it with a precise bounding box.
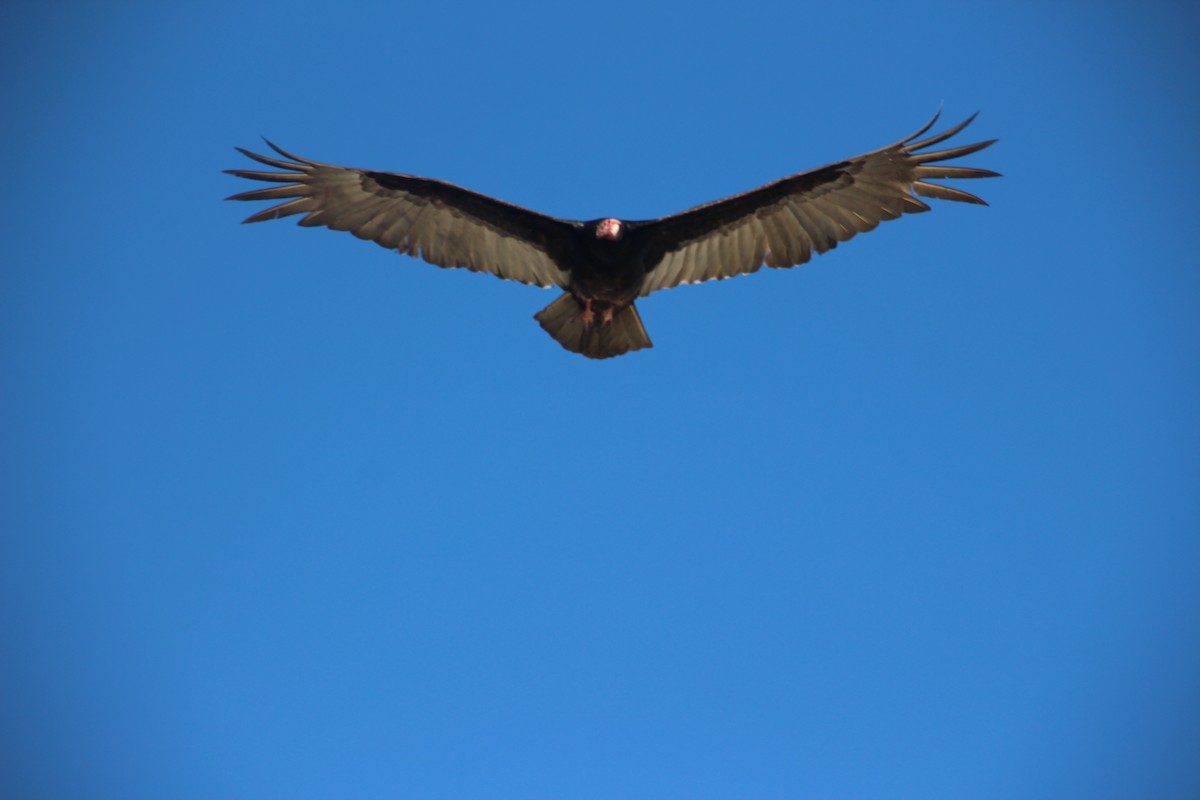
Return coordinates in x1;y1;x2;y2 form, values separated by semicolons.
912;180;990;205
228;140;318;172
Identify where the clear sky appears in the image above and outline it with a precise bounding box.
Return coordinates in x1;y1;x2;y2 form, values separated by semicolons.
3;2;1198;798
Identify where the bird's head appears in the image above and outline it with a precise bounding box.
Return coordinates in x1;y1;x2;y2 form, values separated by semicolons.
592;218;625;241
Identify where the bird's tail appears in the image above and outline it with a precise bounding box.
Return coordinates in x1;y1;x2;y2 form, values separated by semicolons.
534;293;652;359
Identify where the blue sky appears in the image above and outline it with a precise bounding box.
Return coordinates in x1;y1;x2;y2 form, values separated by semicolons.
3;1;1198;798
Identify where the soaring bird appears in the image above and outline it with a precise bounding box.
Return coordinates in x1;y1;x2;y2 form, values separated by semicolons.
226;111;997;359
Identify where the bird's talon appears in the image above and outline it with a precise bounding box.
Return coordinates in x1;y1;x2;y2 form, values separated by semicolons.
579;299;596;326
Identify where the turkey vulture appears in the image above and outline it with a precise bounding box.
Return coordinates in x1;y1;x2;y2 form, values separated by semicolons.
226;111;997;359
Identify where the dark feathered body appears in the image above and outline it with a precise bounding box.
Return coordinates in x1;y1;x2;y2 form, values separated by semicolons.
226;111;999;359
570;222;651;303
531;220;659;358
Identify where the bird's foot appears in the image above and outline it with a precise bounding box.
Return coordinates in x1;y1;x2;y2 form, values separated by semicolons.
580;298;600;326
579;299;596;327
577;299;617;327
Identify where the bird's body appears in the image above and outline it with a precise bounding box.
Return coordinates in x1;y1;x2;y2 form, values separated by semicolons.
564;219;644;309
226;112;998;359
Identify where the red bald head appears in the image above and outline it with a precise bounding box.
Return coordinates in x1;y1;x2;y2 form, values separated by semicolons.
594;218;624;241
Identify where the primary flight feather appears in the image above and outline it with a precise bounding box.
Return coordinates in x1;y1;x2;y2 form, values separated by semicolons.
226;111;998;359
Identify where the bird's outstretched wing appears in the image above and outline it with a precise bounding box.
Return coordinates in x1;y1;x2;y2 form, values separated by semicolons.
226;142;577;288
635;112;999;296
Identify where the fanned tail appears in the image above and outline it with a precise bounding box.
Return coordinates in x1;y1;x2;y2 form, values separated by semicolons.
534;294;652;359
